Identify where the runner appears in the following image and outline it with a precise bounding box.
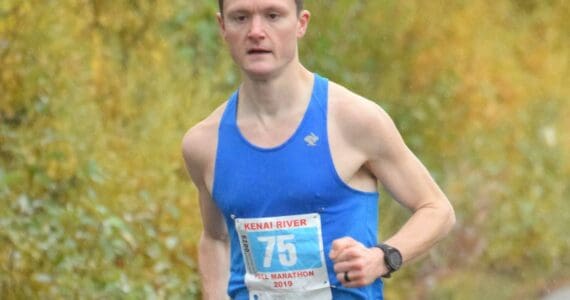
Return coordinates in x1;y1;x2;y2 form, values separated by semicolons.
182;0;456;298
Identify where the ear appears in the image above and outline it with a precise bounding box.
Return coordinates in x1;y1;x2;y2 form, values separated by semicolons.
296;10;311;38
216;12;226;38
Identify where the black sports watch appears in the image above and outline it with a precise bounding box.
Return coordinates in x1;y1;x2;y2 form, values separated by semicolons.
375;243;403;278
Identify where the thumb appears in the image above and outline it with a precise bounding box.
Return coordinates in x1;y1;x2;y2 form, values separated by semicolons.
329;236;356;260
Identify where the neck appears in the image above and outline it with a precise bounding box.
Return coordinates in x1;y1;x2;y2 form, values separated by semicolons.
238;63;314;117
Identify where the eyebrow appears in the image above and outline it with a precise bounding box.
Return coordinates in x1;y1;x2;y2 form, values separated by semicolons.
226;8;250;16
226;3;289;15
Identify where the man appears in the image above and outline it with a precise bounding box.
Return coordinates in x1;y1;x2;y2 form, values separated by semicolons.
182;0;455;299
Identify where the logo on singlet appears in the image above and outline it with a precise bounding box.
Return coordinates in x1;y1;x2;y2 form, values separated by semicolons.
304;132;319;146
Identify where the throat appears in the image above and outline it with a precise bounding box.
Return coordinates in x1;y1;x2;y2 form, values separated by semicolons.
235;69;315;148
238;70;315;117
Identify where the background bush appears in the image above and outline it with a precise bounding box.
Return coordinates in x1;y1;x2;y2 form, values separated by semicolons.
1;0;568;299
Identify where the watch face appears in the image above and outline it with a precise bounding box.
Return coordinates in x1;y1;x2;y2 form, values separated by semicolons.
388;251;402;269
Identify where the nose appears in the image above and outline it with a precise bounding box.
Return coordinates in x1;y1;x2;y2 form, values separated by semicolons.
247;15;266;40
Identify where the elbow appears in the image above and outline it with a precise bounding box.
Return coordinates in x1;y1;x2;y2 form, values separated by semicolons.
443;201;456;235
201;230;230;244
200;229;228;250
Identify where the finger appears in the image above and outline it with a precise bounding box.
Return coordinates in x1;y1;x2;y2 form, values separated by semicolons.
333;244;364;265
332;260;353;273
329;237;357;259
335;271;347;284
336;270;362;287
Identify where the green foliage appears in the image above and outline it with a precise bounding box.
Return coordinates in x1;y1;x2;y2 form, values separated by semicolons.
1;0;569;298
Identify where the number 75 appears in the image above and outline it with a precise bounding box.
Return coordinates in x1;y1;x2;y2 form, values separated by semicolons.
257;234;297;268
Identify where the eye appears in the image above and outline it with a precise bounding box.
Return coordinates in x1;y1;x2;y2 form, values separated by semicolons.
268;12;279;20
232;14;248;22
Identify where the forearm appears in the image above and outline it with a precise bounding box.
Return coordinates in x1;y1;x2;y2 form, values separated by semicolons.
199;232;230;300
385;200;455;264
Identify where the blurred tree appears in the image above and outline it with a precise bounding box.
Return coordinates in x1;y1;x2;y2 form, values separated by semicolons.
1;0;568;298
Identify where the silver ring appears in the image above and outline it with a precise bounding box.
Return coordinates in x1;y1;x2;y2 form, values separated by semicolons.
344;271;350;282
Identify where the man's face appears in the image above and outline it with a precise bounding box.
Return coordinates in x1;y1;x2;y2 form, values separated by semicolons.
217;0;310;79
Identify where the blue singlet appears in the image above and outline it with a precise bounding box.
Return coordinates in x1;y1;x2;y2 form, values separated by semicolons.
212;74;383;299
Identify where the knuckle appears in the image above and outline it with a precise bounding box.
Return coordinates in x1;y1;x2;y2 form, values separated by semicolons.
357;257;368;268
352;262;364;271
346;248;359;257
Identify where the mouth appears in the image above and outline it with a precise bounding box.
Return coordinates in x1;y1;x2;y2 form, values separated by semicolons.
247;49;272;55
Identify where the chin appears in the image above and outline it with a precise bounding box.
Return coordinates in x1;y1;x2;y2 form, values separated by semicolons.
243;65;280;80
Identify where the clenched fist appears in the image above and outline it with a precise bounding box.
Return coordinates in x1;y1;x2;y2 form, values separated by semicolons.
329;237;387;288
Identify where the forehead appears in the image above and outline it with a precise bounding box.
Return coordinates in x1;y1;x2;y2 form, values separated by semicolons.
224;0;295;13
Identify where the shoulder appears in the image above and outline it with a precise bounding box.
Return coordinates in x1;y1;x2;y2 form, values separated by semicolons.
328;81;401;157
181;102;228;181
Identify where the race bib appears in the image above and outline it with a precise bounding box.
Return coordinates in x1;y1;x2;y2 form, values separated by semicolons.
235;213;332;300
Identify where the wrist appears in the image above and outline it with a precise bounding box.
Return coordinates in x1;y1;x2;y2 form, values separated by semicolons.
371;246;388;278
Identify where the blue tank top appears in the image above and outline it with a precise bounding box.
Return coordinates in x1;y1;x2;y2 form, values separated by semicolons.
213;74;383;299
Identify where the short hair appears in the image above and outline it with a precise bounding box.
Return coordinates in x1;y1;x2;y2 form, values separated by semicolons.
218;0;304;16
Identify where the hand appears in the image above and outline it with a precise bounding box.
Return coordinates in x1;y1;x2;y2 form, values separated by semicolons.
329;237;387;287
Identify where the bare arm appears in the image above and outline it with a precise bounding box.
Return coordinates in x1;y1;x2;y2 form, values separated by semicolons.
366;107;455;262
196;197;230;300
182;123;230;300
329;90;455;287
359;103;455;271
194;182;230;300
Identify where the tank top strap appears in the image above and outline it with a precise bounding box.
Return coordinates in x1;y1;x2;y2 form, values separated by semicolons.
311;73;329;117
221;90;239;126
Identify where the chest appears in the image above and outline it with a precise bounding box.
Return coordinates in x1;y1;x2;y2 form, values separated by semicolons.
212;130;340;218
